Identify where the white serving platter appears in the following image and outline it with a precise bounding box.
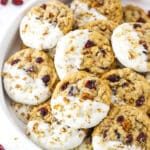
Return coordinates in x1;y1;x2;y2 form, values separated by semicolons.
0;0;149;149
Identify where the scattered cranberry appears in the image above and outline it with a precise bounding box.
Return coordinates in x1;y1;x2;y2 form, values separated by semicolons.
137;132;147;143
133;23;141;29
35;57;43;63
126;134;133;144
85;80;96;89
11;59;20;65
61;82;69;91
136;96;145;106
107;74;120;82
12;0;23;5
85;40;95;48
42;75;50;86
103;130;108;138
0;0;8;5
137;17;146;23
117;116;124;123
38;107;48;117
0;144;5;150
147;10;150;18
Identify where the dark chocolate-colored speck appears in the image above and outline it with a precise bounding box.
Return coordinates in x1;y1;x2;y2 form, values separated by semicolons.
126;134;133;144
68;86;74;96
143;51;147;55
85;40;95;48
61;82;69;91
40;4;47;9
107;74;120;82
117;116;124;123
11;59;20;65
133;23;141;29
35;57;44;63
121;82;129;88
137;132;147;143
42;75;50;86
97;0;104;4
103;130;108;139
137;17;146;23
136;96;145;106
143;44;148;50
147;109;150;118
25;66;35;73
114;130;121;140
85;80;96;89
38;107;48;117
147;10;150;17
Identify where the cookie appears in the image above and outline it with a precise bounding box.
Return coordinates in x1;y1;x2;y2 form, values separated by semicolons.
27;101;86;150
79;20;117;40
51;71;111;129
55;29;115;79
146;73;150;83
101;68;150;109
70;0;122;27
74;137;93;150
123;5;150;23
20;0;74;50
3;48;58;105
112;22;150;72
11;101;33;124
92;106;150;150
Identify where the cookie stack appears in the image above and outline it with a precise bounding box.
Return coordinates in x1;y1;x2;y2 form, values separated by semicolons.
2;0;150;150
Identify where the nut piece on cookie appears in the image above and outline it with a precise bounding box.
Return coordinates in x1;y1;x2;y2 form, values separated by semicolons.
112;22;150;72
3;48;58;105
70;0;122;27
55;29;115;79
92;106;150;150
27;101;86;150
51;71;111;129
20;0;74;50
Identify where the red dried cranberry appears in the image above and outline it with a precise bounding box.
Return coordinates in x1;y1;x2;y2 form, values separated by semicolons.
85;40;95;48
42;75;50;86
35;57;43;63
0;0;8;5
11;59;20;65
103;130;108;138
117;116;124;123
147;10;150;18
107;74;120;82
0;144;5;150
136;96;145;106
12;0;23;5
61;82;69;91
137;132;147;143
38;107;48;117
133;23;141;29
137;17;146;23
126;134;133;144
85;80;96;89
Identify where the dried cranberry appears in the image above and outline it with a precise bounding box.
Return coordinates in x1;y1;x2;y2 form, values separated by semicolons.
85;40;95;48
137;132;147;143
137;17;146;23
117;116;124;123
103;130;108;138
147;10;150;17
121;82;129;88
61;82;69;91
38;107;48;117
68;86;74;96
143;44;148;50
12;0;23;5
25;66;35;73
126;134;133;144
0;144;5;150
133;23;141;29
85;80;96;89
35;57;43;63
107;75;120;82
41;75;50;86
11;59;20;65
0;0;8;5
40;4;47;9
136;96;145;106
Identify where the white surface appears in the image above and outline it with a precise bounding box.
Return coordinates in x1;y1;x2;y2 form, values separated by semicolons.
0;0;149;149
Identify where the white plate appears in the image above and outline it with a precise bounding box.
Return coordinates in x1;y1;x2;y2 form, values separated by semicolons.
0;0;149;149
